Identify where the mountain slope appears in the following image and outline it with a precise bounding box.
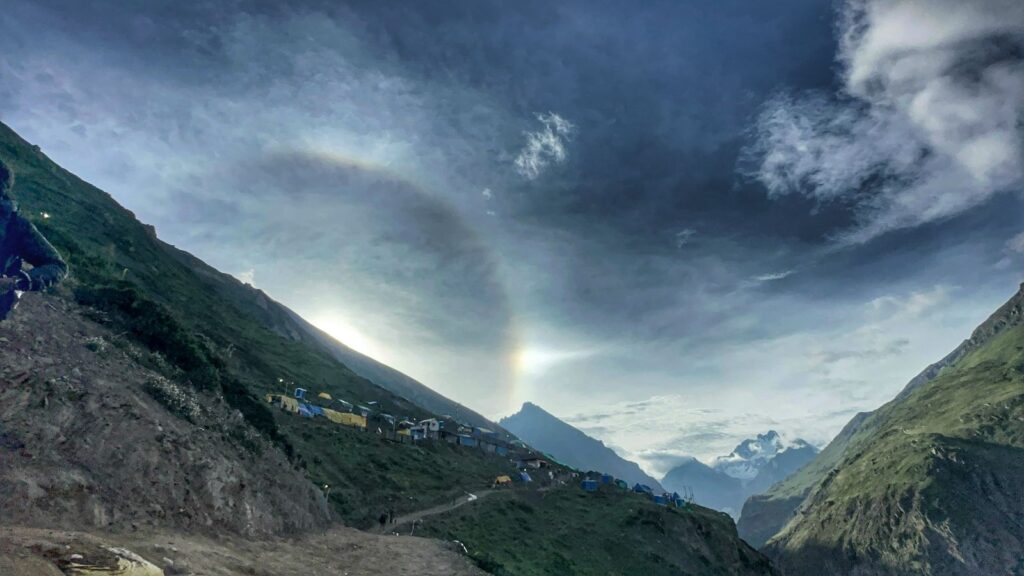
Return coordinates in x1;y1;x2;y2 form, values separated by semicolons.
500;402;664;491
662;459;744;514
419;483;777;576
738;283;1024;550
762;283;1024;575
283;307;506;432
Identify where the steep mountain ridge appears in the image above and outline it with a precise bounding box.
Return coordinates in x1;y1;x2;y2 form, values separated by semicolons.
761;283;1024;575
282;307;506;433
738;284;1024;550
500;402;664;491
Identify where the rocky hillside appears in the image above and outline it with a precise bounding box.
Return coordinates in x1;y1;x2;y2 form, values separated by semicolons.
0;294;330;536
760;283;1024;575
500;402;664;490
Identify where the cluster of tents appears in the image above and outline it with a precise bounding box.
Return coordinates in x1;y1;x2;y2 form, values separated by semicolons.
579;474;691;509
264;393;367;429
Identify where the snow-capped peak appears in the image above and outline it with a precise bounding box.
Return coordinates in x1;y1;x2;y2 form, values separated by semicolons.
712;430;811;480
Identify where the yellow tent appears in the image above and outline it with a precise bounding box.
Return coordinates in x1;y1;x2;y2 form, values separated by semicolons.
323;408;367;428
317;392;332;400
494;475;512;486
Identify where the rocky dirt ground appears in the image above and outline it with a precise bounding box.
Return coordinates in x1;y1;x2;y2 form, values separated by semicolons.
0;293;487;575
0;526;485;576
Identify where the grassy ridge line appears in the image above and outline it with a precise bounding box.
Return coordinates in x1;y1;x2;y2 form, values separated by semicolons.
739;282;1024;548
765;290;1024;574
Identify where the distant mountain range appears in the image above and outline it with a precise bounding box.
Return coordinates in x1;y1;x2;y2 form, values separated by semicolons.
499;402;664;491
661;431;819;518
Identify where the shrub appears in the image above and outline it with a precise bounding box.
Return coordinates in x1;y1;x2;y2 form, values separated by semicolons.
144;376;202;422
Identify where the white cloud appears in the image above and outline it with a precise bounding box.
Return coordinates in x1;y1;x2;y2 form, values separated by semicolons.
752;270;794;282
746;0;1024;243
236;268;256;286
674;228;696;249
1007;231;1024;254
481;187;493;199
514;112;575;179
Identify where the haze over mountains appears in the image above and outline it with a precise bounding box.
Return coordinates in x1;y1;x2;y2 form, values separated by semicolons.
500;402;664;491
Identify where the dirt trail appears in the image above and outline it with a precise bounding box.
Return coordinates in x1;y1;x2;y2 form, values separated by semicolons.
0;525;486;576
376;490;495;534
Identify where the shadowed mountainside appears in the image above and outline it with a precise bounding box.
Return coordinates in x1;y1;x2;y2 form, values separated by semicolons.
757;283;1024;575
500;402;664;491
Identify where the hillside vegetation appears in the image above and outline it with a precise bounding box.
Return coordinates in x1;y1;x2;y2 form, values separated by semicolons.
761;284;1024;575
419;484;777;576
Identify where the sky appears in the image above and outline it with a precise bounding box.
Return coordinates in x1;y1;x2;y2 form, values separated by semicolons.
1;0;1022;475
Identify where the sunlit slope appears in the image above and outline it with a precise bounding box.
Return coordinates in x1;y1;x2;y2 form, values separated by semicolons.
764;284;1024;575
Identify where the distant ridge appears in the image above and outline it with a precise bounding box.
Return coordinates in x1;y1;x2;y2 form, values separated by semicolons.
500;402;664;491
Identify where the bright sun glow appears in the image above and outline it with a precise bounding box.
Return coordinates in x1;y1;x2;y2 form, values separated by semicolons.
514;346;594;376
311;313;383;360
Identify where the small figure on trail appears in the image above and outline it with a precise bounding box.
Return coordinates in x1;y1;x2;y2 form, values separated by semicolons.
378;512;387;530
0;161;68;319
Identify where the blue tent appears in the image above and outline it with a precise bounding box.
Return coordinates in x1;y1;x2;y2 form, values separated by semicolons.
600;474;613;484
298;403;315;418
633;483;653;494
581;479;599;492
653;494;667;506
308;405;325;417
458;435;478;447
294;387;307;399
519;471;532;483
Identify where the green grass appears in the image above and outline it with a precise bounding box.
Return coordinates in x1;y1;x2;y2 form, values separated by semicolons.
765;313;1024;575
280;412;518;527
419;484;775;576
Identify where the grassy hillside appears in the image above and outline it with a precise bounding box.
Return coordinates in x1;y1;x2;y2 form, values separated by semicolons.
763;284;1024;575
0;122;505;526
738;282;1024;549
419;484;777;576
